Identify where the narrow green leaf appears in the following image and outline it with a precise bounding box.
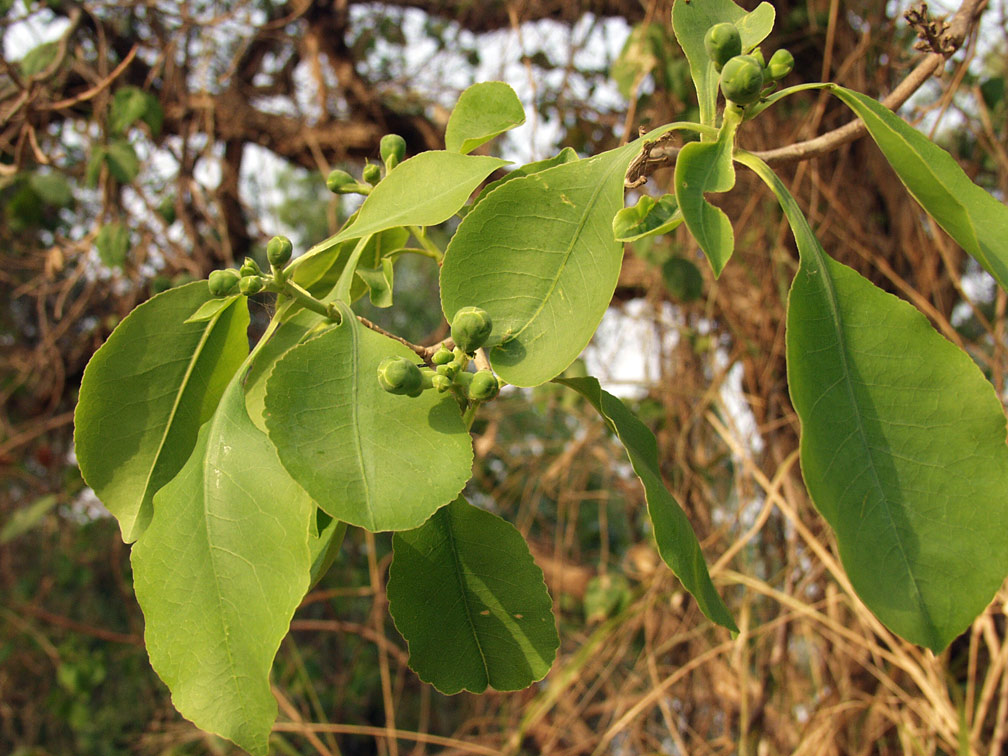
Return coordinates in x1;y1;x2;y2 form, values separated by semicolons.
674;131;735;276
554;377;738;633
326;152;507;244
184;294;242;324
445;81;526;154
829;85;1008;293
1;495;58;544
740;151;1008;651
94;222;131;269
440;141;640;387
292;227;408;303
131;382;313;755
75;283;249;542
387;496;559;693
672;1;774;125
613;193;683;242
264;304;473;531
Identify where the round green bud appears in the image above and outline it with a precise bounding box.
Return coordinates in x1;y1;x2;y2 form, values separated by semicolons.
362;163;382;185
720;55;765;106
267;235;293;266
703;22;742;71
468;370;499;401
432;346;454;365
377;356;424;396
380;134;406;169
749;47;765;68
208;268;241;297
451;306;493;354
436;361;459;379
766;48;795;81
239;257;262;277
326;169;357;194
239;275;265;295
432;374;452;393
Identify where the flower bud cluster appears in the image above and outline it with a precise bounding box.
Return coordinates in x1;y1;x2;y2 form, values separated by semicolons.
703;22;794;108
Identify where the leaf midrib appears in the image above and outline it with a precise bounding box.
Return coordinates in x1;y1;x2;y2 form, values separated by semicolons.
443;506;491;689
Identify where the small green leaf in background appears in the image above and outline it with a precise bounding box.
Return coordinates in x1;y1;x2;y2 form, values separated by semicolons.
741;151;1008;651
445;81;526;154
441;140;640;387
584;573;633;623
1;495;58;544
672;0;774;125
613;193;683;242
829;85;1008;295
94;222;131;269
357;258;395;307
387;496;559;694
611;23;662;99
554;376;738;633
74;283;249;542
103;140;140;184
661;256;704;302
109;86;164;136
674;131;736;276
19;40;58;77
27;171;72;206
326;152;508;244
131;382;314;756
264;304;473;532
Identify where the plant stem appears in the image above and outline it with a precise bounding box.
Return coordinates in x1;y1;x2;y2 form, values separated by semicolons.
278;278;339;321
408;226;444;263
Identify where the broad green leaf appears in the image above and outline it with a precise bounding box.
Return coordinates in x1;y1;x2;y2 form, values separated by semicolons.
325;152;507;244
104;140;140;184
440;141;640;387
74;283;249;542
672;1;774;125
308;512;347;589
674;130;736;276
613;193;683;242
94;222;130;269
356;258;394;307
555;377;738;633
131;382;313;755
445;81;526;154
387;496;559;693
264;304;473;531
740;151;1008;651
470;147;579;210
829;85;1008;293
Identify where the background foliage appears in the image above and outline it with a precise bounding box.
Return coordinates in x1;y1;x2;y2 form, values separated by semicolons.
3;0;1008;754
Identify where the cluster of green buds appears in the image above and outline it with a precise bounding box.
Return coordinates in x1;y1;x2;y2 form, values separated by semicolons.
207;234;296;298
325;133;407;195
376;306;500;404
703;22;794;107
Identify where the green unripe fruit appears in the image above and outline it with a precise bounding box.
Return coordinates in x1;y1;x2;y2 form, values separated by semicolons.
468;370;499;401
326;169;357;194
451;306;493;354
432;346;454;365
267;235;293;266
380;134;406;170
766;48;795;81
239;275;265;295
362;163;382;185
377;356;424;397
720;55;765;106
432;374;452;393
703;23;742;71
208;268;241;297
239;257;262;277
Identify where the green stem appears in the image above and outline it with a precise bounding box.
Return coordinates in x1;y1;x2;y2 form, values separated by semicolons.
461;402;479;430
407;226;444;263
387;246;442;263
279;278;338;321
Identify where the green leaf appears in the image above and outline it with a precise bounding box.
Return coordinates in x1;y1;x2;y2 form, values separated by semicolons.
27;172;72;206
264;304;473;532
829;85;1008;294
324;152;508;245
308;512;347;589
94;222;131;269
387;496;559;693
293;227;408;303
1;494;58;544
131;382;313;756
445;82;526;154
74;283;249;542
110;86;163;136
440;140;639;387
470;147;579;210
184;294;242;324
674;130;736;276
356;258;394;308
554;377;738;633
613;193;683;242
661;256;704;302
611;23;662;99
104;140;140;184
740;151;1008;651
19;41;58;77
672;1;774;125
